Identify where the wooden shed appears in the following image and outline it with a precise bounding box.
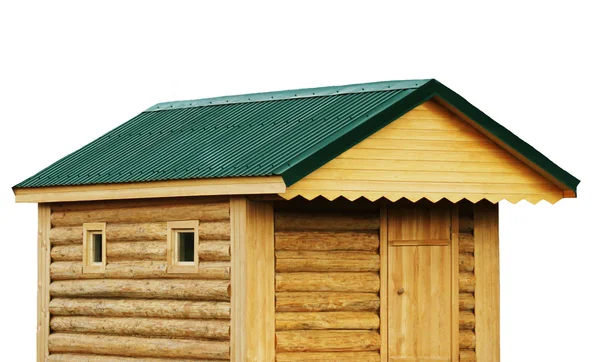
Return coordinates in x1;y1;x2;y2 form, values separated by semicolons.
14;79;579;362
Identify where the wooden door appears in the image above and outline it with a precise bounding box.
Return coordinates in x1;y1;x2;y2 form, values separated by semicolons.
388;207;455;362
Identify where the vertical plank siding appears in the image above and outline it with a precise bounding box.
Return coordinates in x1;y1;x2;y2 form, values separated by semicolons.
274;200;381;361
38;204;51;362
46;198;231;361
231;197;276;361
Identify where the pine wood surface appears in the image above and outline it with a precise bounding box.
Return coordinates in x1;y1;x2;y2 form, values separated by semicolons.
281;100;564;204
49;298;230;319
274;206;381;359
46;199;232;360
48;333;230;359
474;203;500;361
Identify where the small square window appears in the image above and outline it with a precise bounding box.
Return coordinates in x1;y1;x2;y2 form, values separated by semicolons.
167;220;199;273
83;223;106;273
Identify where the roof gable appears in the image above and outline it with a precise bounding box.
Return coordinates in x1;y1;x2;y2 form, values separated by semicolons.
282;100;564;204
14;79;579;203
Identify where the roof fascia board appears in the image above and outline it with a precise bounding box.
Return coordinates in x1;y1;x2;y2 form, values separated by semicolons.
430;81;580;193
14;176;286;203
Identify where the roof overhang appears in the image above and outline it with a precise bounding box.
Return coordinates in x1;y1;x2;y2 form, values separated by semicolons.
14;176;286;203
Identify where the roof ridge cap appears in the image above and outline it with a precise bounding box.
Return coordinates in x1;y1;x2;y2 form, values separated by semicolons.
145;79;432;112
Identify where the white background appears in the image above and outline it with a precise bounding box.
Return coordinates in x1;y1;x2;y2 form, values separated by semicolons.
1;1;598;360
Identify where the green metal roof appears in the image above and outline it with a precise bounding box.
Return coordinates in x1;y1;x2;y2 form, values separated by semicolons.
14;79;580;193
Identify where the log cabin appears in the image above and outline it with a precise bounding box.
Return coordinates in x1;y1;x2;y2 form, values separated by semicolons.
13;79;579;362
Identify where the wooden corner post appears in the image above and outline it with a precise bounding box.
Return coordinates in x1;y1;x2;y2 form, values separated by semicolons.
231;196;276;362
37;204;51;361
474;201;500;362
379;202;388;362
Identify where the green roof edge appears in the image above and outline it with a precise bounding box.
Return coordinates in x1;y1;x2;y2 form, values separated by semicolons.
146;79;430;111
277;79;580;193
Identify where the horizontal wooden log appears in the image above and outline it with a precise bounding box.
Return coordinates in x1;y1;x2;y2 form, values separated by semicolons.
108;241;166;261
276;251;379;272
52;196;228;212
276;273;380;293
275;212;379;231
459;349;476;362
50;261;230;280
199;240;231;261
48;333;229;359
51;316;229;340
48;354;208;362
106;223;167;241
275;231;379;251
460;311;476;330
49;226;83;244
276;312;379;330
50;222;230;244
49;298;230;319
276;352;380;362
459;233;474;253
459;253;475;272
276;330;380;352
50;279;230;301
460;272;476;293
459;293;475;311
51;202;230;227
50;223;166;244
276;292;380;312
51;240;229;262
458;330;475;349
459;330;476;349
51;244;82;261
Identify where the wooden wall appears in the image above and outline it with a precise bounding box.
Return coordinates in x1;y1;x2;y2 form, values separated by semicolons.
282;100;563;204
458;203;477;361
273;199;381;362
45;197;232;361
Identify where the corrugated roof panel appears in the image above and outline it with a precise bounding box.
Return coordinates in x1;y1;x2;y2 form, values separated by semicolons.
15;84;414;188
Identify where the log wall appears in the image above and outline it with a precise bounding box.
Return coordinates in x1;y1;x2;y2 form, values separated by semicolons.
47;197;231;361
274;199;381;362
459;203;476;361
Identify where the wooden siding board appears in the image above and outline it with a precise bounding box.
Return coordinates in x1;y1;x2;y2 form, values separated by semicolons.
38;204;51;362
282;100;564;204
379;204;388;362
474;202;500;362
231;197;276;361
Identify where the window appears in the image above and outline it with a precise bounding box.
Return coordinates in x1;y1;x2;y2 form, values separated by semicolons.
167;220;199;273
83;223;106;273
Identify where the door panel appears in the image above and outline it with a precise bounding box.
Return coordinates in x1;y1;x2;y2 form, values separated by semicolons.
388;207;451;245
388;207;453;362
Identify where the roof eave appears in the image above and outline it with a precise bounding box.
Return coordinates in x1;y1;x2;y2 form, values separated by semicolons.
13;176;286;203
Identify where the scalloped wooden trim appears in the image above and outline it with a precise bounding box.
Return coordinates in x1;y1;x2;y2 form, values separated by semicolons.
279;191;564;205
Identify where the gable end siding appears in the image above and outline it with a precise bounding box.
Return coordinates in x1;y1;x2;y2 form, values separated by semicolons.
282;100;563;204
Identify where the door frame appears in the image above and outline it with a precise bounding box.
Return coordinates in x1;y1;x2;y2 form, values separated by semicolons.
379;202;460;362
